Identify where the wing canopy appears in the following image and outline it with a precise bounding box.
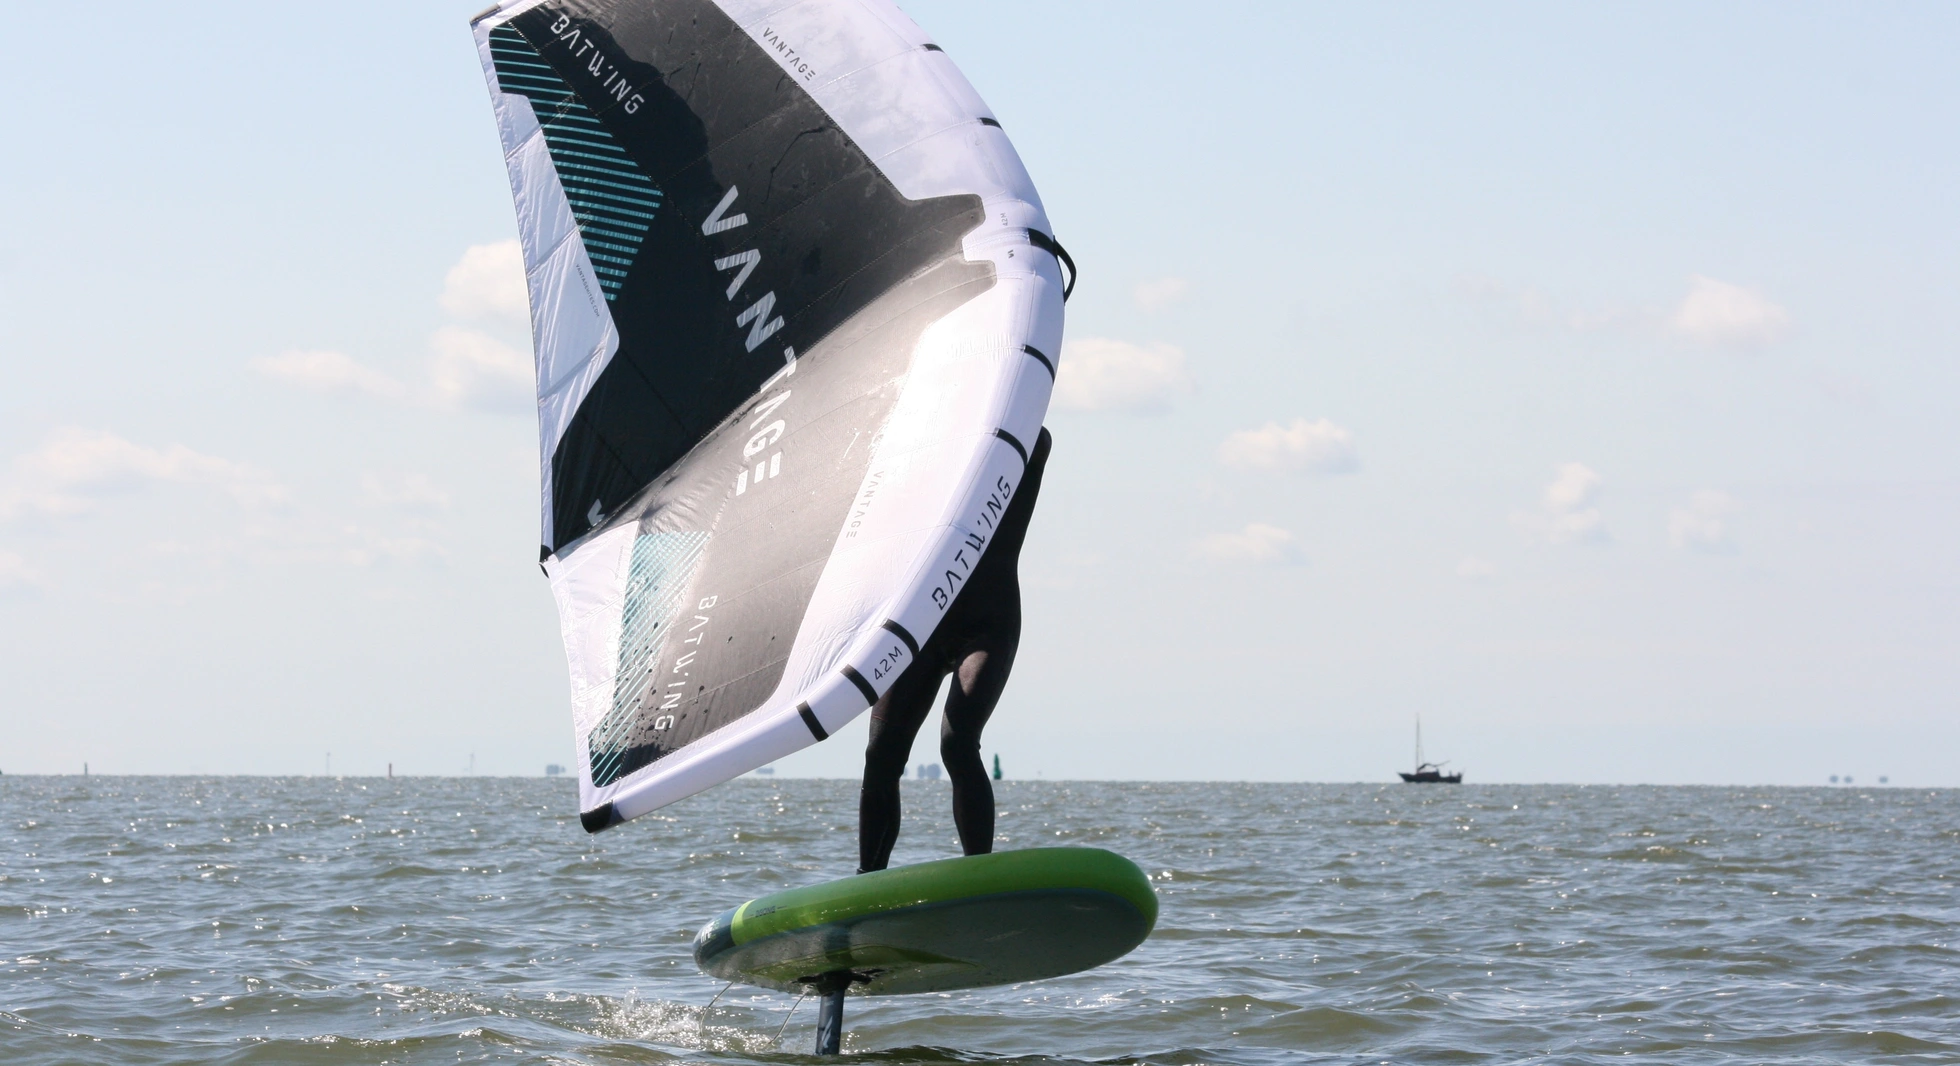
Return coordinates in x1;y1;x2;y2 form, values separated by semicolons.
473;0;1065;826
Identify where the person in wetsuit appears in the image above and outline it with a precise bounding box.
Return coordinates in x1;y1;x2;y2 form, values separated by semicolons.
858;427;1053;874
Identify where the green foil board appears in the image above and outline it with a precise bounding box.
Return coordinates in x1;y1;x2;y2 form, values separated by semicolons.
692;847;1157;995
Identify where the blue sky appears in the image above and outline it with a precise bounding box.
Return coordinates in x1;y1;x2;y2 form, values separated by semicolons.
2;2;1954;785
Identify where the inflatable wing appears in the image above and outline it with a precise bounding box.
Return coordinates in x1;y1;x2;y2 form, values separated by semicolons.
471;0;1066;829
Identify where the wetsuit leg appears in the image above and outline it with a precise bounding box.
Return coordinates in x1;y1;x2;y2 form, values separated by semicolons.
941;619;1019;856
859;427;1050;868
858;659;944;873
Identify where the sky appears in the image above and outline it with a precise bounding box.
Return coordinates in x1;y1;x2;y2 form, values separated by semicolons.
2;2;1955;786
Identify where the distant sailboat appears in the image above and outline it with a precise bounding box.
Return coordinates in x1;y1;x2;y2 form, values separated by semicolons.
1398;716;1462;783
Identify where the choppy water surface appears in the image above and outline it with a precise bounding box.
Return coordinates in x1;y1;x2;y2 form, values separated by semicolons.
2;778;1956;1064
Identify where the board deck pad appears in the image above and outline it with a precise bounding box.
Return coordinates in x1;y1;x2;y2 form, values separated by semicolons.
693;848;1156;995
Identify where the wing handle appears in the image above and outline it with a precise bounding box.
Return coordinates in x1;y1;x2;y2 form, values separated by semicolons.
1026;229;1076;302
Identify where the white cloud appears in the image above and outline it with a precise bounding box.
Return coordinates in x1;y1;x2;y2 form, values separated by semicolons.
1193;523;1305;566
1514;462;1608;545
0;428;287;523
0;438;459;587
1456;556;1497;580
331;526;448;568
1132;277;1189;312
256;331;531;414
1542;463;1598;513
440;240;529;325
260;242;536;415
429;327;533;413
1671;275;1788;348
360;471;452;513
1462;272;1789;348
253;350;410;402
0;549;43;595
1217;418;1359;475
1053;337;1192;412
1669;490;1738;552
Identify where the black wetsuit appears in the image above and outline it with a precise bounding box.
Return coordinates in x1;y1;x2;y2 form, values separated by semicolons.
858;427;1053;873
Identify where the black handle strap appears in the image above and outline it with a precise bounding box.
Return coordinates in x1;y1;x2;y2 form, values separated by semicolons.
1026;229;1076;302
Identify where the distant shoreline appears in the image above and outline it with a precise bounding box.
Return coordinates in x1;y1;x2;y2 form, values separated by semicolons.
0;774;1940;789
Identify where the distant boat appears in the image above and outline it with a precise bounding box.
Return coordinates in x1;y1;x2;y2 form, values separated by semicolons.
1398;717;1462;784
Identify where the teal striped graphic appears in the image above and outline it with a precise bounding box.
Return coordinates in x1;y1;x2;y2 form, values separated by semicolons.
488;25;660;301
589;532;710;787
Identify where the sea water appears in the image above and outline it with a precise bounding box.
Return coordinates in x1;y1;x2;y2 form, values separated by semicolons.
2;777;1955;1064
